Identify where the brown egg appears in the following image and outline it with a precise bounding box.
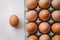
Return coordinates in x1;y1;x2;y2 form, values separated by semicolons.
39;10;50;21
52;10;60;21
26;0;36;1
28;35;38;40
26;10;37;21
9;15;19;27
39;0;50;8
52;35;60;40
39;34;50;40
26;0;37;9
52;0;60;9
39;22;50;33
26;22;37;34
52;23;60;34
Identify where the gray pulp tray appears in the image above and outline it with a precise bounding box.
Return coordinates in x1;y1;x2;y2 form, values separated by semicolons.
24;0;60;40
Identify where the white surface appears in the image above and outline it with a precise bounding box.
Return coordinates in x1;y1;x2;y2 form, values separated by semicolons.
0;0;25;40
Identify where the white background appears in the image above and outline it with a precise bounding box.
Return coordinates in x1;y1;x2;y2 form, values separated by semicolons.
0;0;25;40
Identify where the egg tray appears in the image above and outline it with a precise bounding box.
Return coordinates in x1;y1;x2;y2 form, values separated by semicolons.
24;0;60;40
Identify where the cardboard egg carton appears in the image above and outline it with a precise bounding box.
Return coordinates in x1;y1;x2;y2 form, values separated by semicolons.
24;0;60;40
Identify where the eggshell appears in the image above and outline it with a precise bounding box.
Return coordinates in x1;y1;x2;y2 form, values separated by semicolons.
52;23;60;34
39;22;50;33
52;35;60;40
26;22;37;34
39;0;50;8
39;10;50;21
28;35;38;40
52;10;60;21
26;0;37;9
26;10;37;21
39;34;50;40
52;0;60;9
9;15;19;27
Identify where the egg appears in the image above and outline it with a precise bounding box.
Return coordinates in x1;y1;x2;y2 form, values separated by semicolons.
52;23;60;34
52;35;60;40
39;22;50;33
52;10;60;21
39;34;50;40
26;22;37;34
39;0;50;8
26;0;36;1
26;0;37;9
26;10;37;21
28;35;38;40
39;10;50;21
52;0;60;9
9;15;19;27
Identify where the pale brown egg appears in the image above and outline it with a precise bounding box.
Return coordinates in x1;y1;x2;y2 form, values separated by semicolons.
28;35;38;40
52;23;60;34
26;0;36;1
26;10;37;21
52;35;60;40
26;22;37;34
52;0;60;9
39;0;50;8
52;10;60;21
39;34;50;40
9;15;19;27
26;0;37;9
39;22;50;33
39;10;50;21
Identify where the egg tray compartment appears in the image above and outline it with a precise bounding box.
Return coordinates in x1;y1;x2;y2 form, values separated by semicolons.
24;0;60;40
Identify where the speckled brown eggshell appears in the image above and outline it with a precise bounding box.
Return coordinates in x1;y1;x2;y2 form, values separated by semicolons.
39;34;50;40
9;15;19;27
39;0;50;8
52;0;60;9
28;35;38;40
26;0;37;9
25;10;37;21
52;35;60;40
26;22;37;34
52;10;60;21
39;10;50;21
52;23;60;34
39;22;50;33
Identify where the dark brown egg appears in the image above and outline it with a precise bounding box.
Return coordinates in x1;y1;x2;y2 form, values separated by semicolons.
52;23;60;34
26;10;37;21
39;22;50;33
39;34;50;40
28;35;38;40
52;10;60;21
39;0;50;8
26;0;37;9
9;15;19;27
52;0;60;9
26;22;37;34
39;10;50;21
52;35;60;40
